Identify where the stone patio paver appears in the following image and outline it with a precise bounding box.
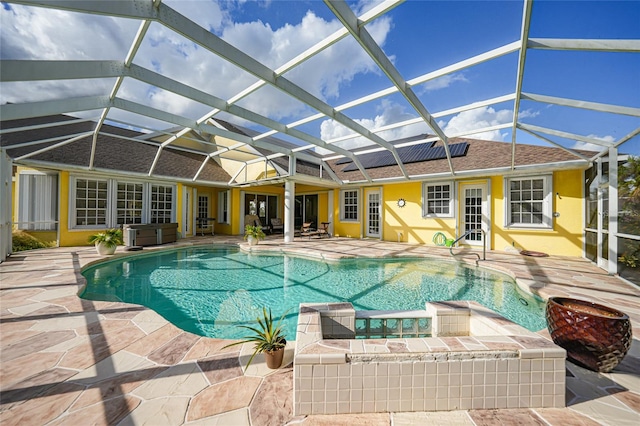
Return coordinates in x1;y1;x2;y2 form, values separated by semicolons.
132;362;208;400
0;236;638;425
117;396;190;426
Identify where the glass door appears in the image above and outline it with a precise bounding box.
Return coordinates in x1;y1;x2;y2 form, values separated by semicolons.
585;161;610;269
244;193;278;229
366;190;381;238
461;184;487;246
295;194;318;229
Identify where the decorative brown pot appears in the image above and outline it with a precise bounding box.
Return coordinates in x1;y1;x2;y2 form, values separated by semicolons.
546;297;632;373
264;345;285;369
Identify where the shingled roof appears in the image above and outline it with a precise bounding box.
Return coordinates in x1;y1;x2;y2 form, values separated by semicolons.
1;115;233;184
326;137;595;183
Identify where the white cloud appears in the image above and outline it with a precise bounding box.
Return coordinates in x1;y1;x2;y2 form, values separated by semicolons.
418;73;468;93
164;0;229;33
316;102;541;155
440;106;512;141
317;100;429;154
572;134;614;152
0;4;138;102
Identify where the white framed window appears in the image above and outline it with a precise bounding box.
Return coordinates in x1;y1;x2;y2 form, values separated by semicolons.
505;175;553;229
115;182;143;225
74;177;108;227
218;190;230;224
423;181;454;217
70;176;175;229
340;189;359;221
198;195;209;219
150;184;174;224
18;172;58;230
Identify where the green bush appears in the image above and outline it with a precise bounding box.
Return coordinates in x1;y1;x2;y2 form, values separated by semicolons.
12;230;54;252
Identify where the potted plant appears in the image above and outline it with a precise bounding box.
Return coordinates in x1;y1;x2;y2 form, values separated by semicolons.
244;224;266;246
224;307;287;369
88;228;123;255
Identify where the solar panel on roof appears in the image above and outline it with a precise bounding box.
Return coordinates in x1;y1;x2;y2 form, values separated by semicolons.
341;142;469;172
334;140;436;166
335;157;353;165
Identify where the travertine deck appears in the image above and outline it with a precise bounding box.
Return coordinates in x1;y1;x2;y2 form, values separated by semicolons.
1;236;638;425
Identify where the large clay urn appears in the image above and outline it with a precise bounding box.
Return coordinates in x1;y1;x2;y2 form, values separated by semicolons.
546;297;632;373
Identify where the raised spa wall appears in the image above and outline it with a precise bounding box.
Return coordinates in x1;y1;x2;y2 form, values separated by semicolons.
293;301;566;416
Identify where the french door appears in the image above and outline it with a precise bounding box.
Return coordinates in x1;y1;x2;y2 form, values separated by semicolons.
366;190;381;238
460;183;488;246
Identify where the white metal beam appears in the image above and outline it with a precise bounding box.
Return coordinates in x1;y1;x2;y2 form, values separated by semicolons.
14;132;93;161
319;93;516;149
614;126;640;149
325;0;453;177
264;41;520;143
0;59;122;82
517;123;615;147
0;96;110;121
190;0;403;156
517;127;593;161
511;0;533;170
8;0;158;20
92;16;155;170
528;38;640;52
2;131;95;150
521;93;640;117
0;117;96;135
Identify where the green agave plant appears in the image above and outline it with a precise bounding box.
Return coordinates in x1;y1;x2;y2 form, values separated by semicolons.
224;307;287;367
243;224;266;241
88;228;124;248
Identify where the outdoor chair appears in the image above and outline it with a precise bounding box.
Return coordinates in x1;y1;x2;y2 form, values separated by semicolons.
270;218;284;234
300;222;319;238
317;222;330;238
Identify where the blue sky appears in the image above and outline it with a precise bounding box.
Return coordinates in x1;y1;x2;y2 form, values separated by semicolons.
1;0;638;155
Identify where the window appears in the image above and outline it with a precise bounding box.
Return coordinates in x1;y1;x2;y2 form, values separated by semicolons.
150;185;173;224
506;175;552;228
18;173;58;230
423;182;453;217
70;176;175;229
218;190;230;224
75;178;108;227
116;182;143;224
341;189;359;221
198;195;209;218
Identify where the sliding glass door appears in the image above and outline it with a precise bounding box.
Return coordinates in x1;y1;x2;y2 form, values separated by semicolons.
244;193;278;227
295;194;318;229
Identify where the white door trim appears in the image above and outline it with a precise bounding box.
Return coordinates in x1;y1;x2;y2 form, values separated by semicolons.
366;189;382;238
460;182;489;247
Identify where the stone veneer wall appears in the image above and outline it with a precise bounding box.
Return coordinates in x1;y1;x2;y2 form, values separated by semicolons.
293;301;566;416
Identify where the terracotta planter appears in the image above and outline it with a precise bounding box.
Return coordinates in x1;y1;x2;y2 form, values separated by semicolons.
95;242;117;255
546;297;632;373
264;344;285;369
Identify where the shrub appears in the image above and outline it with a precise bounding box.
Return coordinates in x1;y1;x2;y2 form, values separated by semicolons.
12;230;54;252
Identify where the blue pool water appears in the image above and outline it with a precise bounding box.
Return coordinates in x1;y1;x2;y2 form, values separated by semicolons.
80;245;547;339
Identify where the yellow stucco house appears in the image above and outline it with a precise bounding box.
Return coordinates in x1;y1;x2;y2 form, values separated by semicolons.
4;113;594;260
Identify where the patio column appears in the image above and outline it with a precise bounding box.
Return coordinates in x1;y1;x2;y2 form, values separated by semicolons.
284;180;295;243
608;146;618;275
0;149;12;262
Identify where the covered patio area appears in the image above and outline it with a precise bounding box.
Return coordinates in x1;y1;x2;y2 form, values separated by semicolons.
1;237;638;425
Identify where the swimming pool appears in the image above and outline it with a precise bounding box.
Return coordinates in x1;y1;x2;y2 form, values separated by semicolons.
80;245;547;339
